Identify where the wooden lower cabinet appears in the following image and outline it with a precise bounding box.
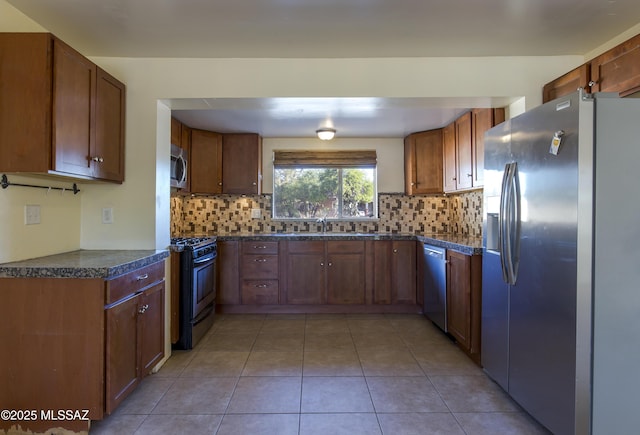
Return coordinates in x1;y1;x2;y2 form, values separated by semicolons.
216;238;418;312
105;272;166;414
327;241;365;304
240;241;279;304
283;241;326;304
369;240;417;305
217;241;240;304
0;260;165;433
446;250;482;363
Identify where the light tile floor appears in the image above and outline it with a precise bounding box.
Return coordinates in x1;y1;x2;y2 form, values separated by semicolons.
90;313;550;434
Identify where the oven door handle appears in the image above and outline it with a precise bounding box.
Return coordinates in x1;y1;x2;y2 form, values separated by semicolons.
193;253;216;265
191;304;215;325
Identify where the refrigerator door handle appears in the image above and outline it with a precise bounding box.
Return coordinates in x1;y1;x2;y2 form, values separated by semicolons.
510;162;521;284
498;163;512;283
501;162;521;285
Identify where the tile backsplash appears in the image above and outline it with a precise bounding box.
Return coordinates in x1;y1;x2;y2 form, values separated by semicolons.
171;190;483;237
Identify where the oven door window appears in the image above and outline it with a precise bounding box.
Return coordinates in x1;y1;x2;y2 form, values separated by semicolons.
192;259;216;315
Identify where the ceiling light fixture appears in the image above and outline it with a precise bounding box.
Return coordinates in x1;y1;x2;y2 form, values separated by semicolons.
316;128;336;140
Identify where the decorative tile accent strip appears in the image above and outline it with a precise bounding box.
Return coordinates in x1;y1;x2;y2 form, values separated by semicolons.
170;190;483;237
448;189;483;237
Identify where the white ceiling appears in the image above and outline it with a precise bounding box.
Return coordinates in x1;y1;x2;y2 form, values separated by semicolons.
8;0;640;137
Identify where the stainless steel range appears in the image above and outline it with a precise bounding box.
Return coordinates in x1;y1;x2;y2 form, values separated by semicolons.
171;237;217;349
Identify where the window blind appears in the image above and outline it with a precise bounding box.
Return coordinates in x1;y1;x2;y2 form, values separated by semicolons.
273;150;377;168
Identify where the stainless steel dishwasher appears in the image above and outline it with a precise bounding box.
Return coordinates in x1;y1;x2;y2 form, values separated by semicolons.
421;244;447;332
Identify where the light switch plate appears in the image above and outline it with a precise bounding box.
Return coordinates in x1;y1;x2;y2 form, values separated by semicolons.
251;208;261;219
102;207;114;224
25;204;41;225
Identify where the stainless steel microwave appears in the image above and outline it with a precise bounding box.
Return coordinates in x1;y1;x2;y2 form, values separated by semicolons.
170;143;187;188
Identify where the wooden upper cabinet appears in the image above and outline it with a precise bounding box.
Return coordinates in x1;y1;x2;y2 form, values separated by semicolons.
94;68;125;182
542;64;591;103
171;117;182;147
222;133;262;194
190;129;222;194
180;124;192;192
52;38;96;179
0;33;125;183
454;112;473;191
404;129;443;195
544;33;640;102
443;122;457;193
471;108;505;188
590;33;640;97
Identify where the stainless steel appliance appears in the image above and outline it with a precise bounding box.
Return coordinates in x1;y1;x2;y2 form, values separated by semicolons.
421;243;447;331
482;91;640;434
171;237;217;349
170;143;187;188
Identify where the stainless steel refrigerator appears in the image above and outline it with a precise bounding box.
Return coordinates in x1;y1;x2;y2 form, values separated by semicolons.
482;91;640;435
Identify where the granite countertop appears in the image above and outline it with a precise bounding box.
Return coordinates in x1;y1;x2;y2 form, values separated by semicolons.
205;232;483;255
0;249;170;279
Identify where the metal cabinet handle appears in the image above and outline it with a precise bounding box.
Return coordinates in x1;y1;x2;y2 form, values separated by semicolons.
320;262;324;266
91;156;104;163
328;262;333;267
138;304;149;314
393;249;398;253
588;80;597;87
136;273;149;281
255;284;269;288
254;258;267;262
253;245;267;249
467;173;473;177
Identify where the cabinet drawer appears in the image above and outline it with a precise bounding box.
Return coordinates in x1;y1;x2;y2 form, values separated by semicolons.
241;255;279;279
327;240;364;254
242;280;279;304
242;241;278;254
106;261;165;305
286;241;324;254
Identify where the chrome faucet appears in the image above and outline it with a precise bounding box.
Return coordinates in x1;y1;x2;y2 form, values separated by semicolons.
316;217;327;233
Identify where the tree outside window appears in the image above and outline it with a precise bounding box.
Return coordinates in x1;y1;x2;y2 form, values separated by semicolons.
273;167;376;219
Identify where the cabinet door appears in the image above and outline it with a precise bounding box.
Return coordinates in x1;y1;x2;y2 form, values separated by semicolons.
94;68;125;182
52;38;96;178
327;241;365;304
542;64;590;103
590;33;640;97
447;250;471;351
391;241;416;304
455;112;473;190
181;125;192;192
404;130;443;195
472;108;505;188
171;117;182;147
370;240;392;304
222;133;262;194
218;241;240;305
284;241;325;304
105;294;140;415
0;33;52;173
443;122;457;193
138;282;165;376
190;129;222;194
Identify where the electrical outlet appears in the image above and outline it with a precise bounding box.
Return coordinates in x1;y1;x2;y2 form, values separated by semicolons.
24;204;41;225
251;208;261;219
102;207;114;224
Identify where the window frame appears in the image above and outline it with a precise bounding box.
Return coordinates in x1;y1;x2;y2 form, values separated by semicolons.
272;150;378;221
